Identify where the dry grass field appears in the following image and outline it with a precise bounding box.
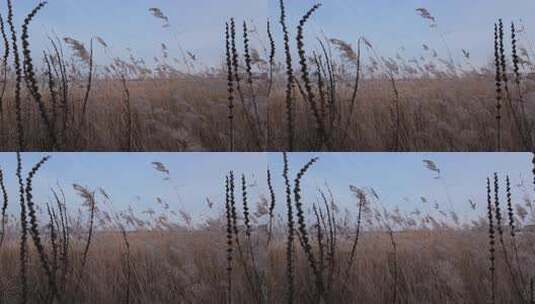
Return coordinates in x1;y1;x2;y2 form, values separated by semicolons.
0;1;533;151
0;153;533;303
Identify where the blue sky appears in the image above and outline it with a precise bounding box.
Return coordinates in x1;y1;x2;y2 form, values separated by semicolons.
12;0;535;69
0;152;531;226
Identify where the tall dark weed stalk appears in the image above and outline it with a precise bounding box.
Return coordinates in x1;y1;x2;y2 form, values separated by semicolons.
280;0;295;151
225;175;234;304
267;168;276;246
282;152;295;304
494;23;503;151
0;167;7;248
21;1;58;149
293;157;324;298
296;4;328;149
225;22;235;151
25;155;58;301
7;0;25;152
487;177;496;304
0;12;8;136
493;173;526;302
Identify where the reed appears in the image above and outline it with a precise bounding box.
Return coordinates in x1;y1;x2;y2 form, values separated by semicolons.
43;52;58;136
52;188;70;292
119;223;131;304
119;73;132;151
80;38;94;122
341;39;362;146
343;187;365;291
81;189;96;270
386;226;398;304
45;203;59;291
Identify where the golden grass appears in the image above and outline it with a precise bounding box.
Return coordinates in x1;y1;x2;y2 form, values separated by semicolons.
0;228;532;303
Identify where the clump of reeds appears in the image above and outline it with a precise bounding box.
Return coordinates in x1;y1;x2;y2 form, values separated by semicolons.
51;188;70;293
343;187;366;292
